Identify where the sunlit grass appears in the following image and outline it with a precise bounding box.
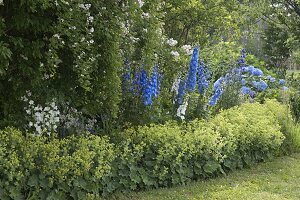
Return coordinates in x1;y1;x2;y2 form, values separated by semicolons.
111;154;300;200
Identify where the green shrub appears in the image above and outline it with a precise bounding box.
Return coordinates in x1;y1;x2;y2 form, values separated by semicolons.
0;101;288;199
0;128;115;199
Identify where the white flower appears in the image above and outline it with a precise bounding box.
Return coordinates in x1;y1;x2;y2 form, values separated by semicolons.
171;51;180;60
54;117;60;123
137;0;144;7
29;100;34;105
21;96;28;102
89;27;94;33
130;36;140;43
141;12;150;19
35;126;42;135
53;34;60;39
51;102;56;108
181;45;193;55
176;100;189;120
171;78;181;96
166;38;178;47
29;122;33;127
44;107;50;111
88;16;94;22
26;109;31;114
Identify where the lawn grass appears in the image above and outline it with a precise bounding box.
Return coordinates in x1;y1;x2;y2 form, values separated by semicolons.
112;154;300;200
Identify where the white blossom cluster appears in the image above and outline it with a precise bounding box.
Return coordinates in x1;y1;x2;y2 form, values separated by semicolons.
137;0;144;8
181;45;193;55
141;12;150;19
171;51;180;60
22;92;60;136
171;77;181;96
166;38;178;47
176;99;188;120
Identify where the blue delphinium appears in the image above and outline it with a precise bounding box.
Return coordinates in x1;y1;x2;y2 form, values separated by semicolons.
143;83;153;106
178;79;186;105
142;66;161;106
186;47;199;91
139;69;148;89
214;77;224;91
238;49;247;69
197;61;210;94
209;87;223;106
209;77;225;106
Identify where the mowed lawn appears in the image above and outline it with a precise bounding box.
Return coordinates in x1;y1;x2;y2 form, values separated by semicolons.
112;154;300;200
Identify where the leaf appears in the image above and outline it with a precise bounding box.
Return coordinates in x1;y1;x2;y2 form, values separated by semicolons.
203;160;220;174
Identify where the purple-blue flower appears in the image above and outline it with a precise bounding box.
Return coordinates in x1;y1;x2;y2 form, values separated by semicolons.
282;86;289;91
197;61;210;94
178;79;186;105
186;47;199;91
240;86;251;95
241;79;247;85
279;79;286;85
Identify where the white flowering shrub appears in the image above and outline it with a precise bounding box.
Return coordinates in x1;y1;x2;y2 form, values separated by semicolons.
22;93;60;136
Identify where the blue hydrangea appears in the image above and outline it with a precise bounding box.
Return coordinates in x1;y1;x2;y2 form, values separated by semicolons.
252;80;268;91
186;47;199;91
178;79;186;105
266;75;276;83
248;66;255;74
279;79;286;85
240;86;251;95
282;86;289;91
270;77;276;83
241;79;247;85
250;90;256;98
252;68;264;76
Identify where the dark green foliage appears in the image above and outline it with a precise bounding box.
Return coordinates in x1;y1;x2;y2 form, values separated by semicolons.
0;0;122;129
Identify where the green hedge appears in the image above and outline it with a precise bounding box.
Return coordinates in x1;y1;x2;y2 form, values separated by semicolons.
0;100;287;199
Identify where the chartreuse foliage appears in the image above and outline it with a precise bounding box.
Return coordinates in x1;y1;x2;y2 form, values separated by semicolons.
0;100;288;199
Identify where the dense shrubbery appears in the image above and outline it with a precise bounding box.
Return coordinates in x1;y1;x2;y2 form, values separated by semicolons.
0;100;287;199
